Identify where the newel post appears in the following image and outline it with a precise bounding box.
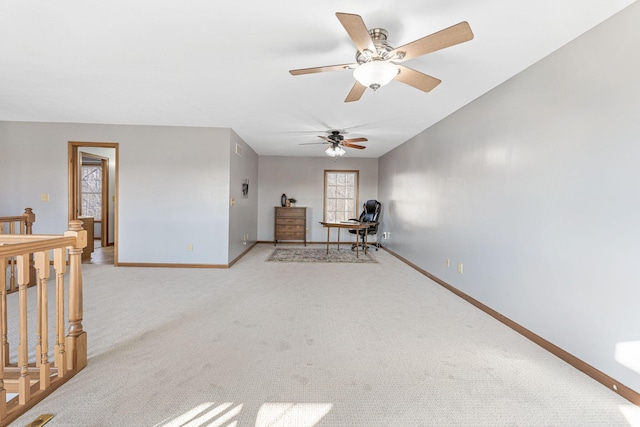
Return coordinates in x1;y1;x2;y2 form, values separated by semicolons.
64;219;87;371
22;208;35;235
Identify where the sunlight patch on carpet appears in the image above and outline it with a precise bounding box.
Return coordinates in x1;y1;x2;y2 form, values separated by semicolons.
267;248;377;263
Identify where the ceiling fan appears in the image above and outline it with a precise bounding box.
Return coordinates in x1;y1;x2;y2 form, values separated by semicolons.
300;130;368;157
289;12;474;102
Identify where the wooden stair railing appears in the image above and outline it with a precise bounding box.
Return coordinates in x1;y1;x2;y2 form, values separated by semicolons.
0;208;37;292
0;220;87;426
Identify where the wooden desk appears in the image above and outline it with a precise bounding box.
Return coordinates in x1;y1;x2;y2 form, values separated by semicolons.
320;221;377;258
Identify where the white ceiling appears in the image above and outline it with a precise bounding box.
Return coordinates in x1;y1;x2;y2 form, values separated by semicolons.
0;0;635;158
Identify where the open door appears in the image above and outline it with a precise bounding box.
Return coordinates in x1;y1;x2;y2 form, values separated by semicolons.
68;141;119;265
78;152;108;246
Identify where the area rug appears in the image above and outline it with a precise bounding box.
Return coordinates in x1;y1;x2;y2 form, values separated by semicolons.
267;247;377;263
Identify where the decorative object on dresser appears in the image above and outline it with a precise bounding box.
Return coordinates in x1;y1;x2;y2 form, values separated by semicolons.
274;206;307;246
288;197;297;207
280;193;287;207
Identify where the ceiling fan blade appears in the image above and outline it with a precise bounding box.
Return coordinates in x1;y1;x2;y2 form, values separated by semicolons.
290;63;357;75
300;142;328;145
344;137;368;143
345;81;367;103
336;12;376;55
389;21;474;62
343;142;366;150
395;65;441;92
318;135;332;142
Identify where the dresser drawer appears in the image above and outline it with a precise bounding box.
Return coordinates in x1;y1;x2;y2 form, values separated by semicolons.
276;208;305;218
276;224;304;234
276;231;305;240
276;217;304;226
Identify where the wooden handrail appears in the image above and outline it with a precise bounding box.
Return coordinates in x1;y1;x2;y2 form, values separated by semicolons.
0;220;87;426
0;208;37;290
0;208;35;236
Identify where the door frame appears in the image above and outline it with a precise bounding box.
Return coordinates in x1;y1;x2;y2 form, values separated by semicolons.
68;141;119;265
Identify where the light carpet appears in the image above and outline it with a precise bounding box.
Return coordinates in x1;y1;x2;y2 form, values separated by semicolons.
12;243;639;426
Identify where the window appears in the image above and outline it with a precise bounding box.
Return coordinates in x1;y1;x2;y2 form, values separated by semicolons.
324;170;358;222
81;164;102;221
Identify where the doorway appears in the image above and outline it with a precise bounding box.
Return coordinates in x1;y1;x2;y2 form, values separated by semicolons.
79;152;108;246
68;142;119;265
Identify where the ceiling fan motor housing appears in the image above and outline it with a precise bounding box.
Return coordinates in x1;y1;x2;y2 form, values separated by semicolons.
329;130;344;142
355;28;396;64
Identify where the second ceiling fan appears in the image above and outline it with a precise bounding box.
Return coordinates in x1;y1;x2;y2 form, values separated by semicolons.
301;130;367;157
289;12;474;102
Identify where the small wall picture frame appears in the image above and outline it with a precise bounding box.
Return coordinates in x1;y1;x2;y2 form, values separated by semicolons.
242;179;249;198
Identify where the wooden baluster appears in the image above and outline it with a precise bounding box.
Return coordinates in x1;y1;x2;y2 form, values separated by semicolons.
8;223;16;293
0;264;4;421
65;220;87;371
53;248;67;377
24;209;37;287
35;251;51;389
0;258;5;420
0;257;7;367
16;254;30;405
35;252;42;367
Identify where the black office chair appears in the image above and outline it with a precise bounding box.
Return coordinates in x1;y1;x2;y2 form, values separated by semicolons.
349;200;381;251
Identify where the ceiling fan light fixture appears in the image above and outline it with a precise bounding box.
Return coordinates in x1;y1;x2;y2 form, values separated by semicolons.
325;145;337;157
325;145;345;157
353;60;398;90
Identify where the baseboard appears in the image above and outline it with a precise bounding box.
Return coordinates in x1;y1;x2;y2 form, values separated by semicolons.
116;242;258;269
383;247;640;407
117;262;229;268
229;242;258;267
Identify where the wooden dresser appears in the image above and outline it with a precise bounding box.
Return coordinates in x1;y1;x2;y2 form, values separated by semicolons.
274;207;306;245
78;216;95;260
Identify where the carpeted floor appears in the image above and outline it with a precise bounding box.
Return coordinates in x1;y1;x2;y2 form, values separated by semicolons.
267;247;377;263
12;243;640;426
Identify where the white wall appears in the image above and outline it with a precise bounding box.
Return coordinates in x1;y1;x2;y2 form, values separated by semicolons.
0;122;233;265
257;156;379;242
379;3;640;392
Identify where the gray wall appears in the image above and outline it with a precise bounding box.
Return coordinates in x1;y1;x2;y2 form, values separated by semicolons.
229;129;259;260
0;122;240;265
379;3;640;392
257;156;379;242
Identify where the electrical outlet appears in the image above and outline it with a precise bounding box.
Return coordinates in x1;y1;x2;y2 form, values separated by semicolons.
187;243;193;251
446;258;450;267
458;263;463;274
41;193;50;202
